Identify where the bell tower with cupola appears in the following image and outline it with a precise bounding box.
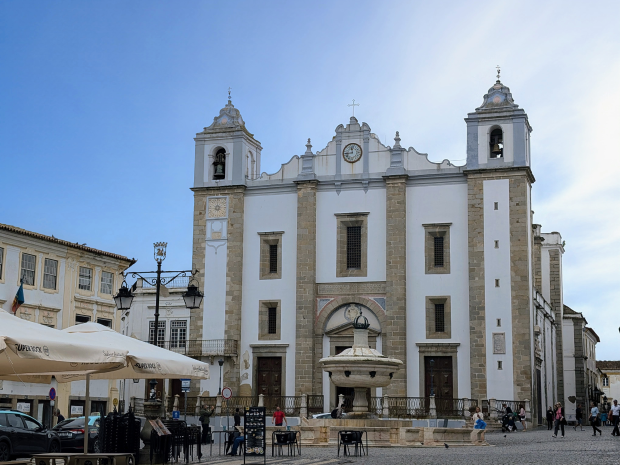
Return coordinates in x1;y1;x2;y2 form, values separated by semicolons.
465;72;532;169
193;94;262;188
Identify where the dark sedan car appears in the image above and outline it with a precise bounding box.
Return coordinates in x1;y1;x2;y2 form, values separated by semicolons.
0;410;61;460
52;416;100;453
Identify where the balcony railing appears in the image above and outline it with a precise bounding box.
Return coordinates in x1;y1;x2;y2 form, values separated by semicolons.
146;339;238;357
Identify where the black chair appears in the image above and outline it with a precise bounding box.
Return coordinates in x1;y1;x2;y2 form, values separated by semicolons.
338;430;366;457
224;430;242;455
271;430;300;457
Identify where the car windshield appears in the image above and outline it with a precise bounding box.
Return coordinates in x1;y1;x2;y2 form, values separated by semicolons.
53;418;84;429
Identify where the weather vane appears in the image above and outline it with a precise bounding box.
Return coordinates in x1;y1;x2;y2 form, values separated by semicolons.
348;99;359;117
496;65;501;81
228;87;232;102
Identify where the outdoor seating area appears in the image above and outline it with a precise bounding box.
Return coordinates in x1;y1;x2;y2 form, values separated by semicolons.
337;430;367;457
271;430;301;457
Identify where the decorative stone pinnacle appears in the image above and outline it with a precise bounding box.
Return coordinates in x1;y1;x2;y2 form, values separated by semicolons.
305;138;313;155
394;131;401;148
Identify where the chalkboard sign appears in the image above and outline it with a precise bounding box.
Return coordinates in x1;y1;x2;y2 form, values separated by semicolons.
244;406;266;464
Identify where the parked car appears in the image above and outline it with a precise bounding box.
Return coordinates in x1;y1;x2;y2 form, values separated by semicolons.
52;415;101;452
312;412;348;419
0;410;61;460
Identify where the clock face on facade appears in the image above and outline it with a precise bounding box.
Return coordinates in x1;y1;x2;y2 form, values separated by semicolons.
343;143;362;163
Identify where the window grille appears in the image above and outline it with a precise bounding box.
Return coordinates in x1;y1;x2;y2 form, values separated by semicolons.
149;321;166;347
268;307;277;334
0;247;3;279
21;253;36;286
603;377;609;387
75;314;91;324
78;267;92;291
346;226;362;269
97;318;112;328
434;236;444;267
170;320;187;348
100;271;114;294
43;259;58;290
434;303;445;333
269;244;278;273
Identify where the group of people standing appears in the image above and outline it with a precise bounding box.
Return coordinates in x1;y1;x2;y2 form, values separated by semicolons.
546;400;620;438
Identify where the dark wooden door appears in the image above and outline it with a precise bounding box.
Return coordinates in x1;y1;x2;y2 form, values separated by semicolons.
425;356;453;414
257;357;282;398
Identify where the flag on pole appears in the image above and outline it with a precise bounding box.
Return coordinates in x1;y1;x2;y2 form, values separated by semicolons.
11;280;25;314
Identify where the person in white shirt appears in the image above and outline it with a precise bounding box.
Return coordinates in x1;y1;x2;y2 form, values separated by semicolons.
611;400;620;437
472;406;486;429
590;402;602;436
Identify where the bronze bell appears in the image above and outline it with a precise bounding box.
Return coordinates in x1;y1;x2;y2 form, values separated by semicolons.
491;143;503;156
214;162;225;177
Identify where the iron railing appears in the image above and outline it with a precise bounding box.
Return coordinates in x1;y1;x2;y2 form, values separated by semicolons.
145;339;238;357
141;276;190;288
307;395;324;415
388;397;429;418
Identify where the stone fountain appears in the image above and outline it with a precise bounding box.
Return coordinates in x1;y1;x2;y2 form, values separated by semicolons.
319;311;403;417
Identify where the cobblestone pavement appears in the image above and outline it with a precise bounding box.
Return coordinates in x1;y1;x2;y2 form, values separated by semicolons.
198;426;620;464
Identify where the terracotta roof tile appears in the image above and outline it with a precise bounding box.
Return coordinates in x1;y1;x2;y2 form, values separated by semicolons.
597;361;620;370
0;223;136;265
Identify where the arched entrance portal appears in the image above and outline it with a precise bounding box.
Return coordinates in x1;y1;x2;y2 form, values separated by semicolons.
321;303;382;411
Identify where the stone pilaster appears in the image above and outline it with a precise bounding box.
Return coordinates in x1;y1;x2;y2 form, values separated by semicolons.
190;191;207;344
508;175;533;403
573;320;586;410
549;249;563;404
466;176;487;401
384;176;407;396
295;180;318;395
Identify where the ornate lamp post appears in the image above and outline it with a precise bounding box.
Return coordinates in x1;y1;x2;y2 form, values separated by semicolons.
218;359;224;395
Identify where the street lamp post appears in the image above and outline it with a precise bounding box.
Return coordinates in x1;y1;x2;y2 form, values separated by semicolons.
114;242;204;406
218;359;224;396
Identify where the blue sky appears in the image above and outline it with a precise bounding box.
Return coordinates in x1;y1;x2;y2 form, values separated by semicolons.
1;1;619;359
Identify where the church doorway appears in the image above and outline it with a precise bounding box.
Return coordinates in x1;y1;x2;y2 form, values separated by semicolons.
257;357;282;410
424;356;453;414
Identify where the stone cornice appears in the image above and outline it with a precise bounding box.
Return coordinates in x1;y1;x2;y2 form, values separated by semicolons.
190;185;246;194
463;166;535;184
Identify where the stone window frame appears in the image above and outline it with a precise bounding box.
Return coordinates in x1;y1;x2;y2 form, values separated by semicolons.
258;299;281;341
258;232;283;280
336;212;369;278
423;223;451;275
425;296;451;339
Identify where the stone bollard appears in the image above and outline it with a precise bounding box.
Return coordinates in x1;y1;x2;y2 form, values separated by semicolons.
258;394;264;407
300;394;308;419
429;395;437;419
464;398;471;418
489;398;498;421
215;394;222;415
383;394;390;418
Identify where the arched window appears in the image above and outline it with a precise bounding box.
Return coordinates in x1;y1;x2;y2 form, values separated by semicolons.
490;128;503;159
213;148;226;180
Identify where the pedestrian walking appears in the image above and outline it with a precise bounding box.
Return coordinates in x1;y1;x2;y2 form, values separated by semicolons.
610;399;620;437
518;404;527;431
234;408;241;427
546;406;554;430
589;401;602;436
199;403;215;444
574;404;583;431
472;406;486;430
54;408;65;425
552;402;566;438
272;406;287;427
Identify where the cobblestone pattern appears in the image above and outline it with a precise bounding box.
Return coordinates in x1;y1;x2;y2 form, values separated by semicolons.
384;176;407;396
295;180;318;396
549;248;564;405
198;427;620;464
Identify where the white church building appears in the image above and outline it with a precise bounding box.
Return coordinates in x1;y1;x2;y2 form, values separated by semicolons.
160;77;572;424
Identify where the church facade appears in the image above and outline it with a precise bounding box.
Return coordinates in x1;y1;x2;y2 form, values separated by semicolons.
189;79;566;422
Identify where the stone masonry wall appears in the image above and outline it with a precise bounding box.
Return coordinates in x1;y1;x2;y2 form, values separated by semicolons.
549;248;564;405
384;176;407;396
295;181;317;395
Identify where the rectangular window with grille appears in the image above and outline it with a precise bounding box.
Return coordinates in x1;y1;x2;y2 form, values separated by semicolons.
43;258;58;290
435;303;445;333
346;226;362;269
269;244;278;273
97;318;112;328
75;314;91;324
170;320;187;348
100;271;114;294
149;321;166;347
434;236;444;267
268;307;277;334
78;267;92;291
0;247;4;280
21;253;36;286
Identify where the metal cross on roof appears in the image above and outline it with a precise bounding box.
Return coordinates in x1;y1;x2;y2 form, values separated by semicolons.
228;87;232;101
496;65;501;81
348;99;359;117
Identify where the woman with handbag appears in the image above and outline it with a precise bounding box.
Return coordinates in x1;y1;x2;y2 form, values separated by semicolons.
590;402;602;436
552;402;566;438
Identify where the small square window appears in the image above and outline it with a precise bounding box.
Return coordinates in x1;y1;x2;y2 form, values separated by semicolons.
497;318;502;327
495;279;500;287
498;361;503;370
494;202;499;210
43;259;58;290
75;314;91;324
21;253;36;286
100;271;114;294
494;240;499;249
78;267;92;291
97;318;112;328
268;307;277;334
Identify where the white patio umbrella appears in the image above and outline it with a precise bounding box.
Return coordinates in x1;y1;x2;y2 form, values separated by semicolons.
0;309;127;378
58;322;210;452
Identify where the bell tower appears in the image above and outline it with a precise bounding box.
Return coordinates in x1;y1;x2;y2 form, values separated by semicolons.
464;74;532;169
193;95;262;188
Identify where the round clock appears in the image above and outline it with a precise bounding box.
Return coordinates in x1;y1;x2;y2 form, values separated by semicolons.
343;143;362;163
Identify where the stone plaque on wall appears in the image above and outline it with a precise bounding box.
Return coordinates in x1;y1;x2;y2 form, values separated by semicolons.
493;332;506;354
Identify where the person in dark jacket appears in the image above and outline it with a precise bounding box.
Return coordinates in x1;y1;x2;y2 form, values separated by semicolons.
234;408;241;427
552;402;566;438
546;406;554;430
574;404;584;431
199;404;215;444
